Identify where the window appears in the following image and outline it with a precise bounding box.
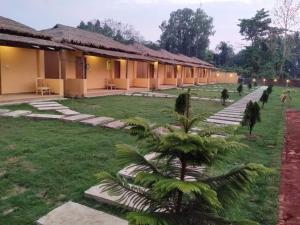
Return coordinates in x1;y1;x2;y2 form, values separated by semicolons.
137;62;147;78
166;65;173;78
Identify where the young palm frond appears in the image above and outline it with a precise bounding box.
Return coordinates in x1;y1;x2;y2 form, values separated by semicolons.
200;163;272;205
97;172;155;211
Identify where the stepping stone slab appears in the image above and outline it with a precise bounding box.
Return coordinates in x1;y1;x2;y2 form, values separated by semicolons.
1;110;31;118
30;101;58;105
37;106;68;111
0;109;10;114
206;118;240;125
56;109;80;116
80;117;115;126
209;116;242;122
63;114;95;122
27;114;65;120
103;120;126;129
31;103;62;107
36;201;127;225
215;113;243;118
85;184;142;210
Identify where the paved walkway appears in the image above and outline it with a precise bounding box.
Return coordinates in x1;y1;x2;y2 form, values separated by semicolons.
278;110;300;225
206;86;266;125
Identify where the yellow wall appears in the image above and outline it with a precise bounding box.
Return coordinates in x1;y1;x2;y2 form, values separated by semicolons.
86;55;111;90
61;50;82;79
216;72;238;84
0;46;41;94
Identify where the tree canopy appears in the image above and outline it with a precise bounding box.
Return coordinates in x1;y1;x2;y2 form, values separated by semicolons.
159;8;215;59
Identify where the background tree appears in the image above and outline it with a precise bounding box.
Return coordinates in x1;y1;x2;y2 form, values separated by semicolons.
221;89;229;105
242;101;261;135
237;84;243;96
78;19;144;44
260;90;269;108
214;42;235;67
238;8;272;44
273;0;300;78
160;8;215;59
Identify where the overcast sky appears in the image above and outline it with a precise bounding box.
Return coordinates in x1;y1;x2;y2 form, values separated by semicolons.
1;0;275;51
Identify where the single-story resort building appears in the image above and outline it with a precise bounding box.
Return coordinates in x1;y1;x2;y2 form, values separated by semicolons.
0;16;238;102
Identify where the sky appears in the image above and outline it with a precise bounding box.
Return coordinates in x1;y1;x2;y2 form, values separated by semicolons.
1;0;276;51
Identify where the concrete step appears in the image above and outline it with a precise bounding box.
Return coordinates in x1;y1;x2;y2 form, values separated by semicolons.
1;110;31;118
80;117;115;126
36;201;127;225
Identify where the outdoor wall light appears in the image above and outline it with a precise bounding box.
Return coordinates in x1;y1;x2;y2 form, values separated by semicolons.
274;79;278;82
252;78;256;82
286;79;290;83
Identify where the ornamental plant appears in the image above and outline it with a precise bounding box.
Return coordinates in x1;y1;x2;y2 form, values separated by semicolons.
237;84;243;96
259;90;269;108
221;88;229;105
97;92;269;225
242;101;261;135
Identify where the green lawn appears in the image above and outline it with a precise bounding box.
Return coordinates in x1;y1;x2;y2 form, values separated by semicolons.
0;87;300;225
58;96;224;124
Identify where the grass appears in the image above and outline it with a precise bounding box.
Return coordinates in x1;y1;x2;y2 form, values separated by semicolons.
59;96;224;124
0;119;136;224
0;86;300;225
158;84;253;101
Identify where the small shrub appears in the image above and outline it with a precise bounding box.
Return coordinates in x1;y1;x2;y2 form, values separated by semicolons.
259;90;269;108
237;84;243;96
266;84;273;95
242;101;261;135
221;89;229;105
175;89;191;116
248;83;252;90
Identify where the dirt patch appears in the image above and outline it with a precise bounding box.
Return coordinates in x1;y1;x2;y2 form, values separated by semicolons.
1;185;27;200
5;156;21;165
278;109;300;225
2;207;18;216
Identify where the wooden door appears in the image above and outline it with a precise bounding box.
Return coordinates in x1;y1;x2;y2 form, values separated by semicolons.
75;57;86;79
114;61;121;79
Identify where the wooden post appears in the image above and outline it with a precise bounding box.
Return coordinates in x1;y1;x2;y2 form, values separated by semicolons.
126;60;128;79
57;51;62;79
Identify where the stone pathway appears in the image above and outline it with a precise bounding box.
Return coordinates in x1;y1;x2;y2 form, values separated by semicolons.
124;91;234;103
206;86;267;125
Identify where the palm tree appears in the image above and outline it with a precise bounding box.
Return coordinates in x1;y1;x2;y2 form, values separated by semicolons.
98;93;269;225
242;101;261;135
237;84;243;96
259;90;269;108
221;89;229;105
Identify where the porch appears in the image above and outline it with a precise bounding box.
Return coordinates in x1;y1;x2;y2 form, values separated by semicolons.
0;93;64;106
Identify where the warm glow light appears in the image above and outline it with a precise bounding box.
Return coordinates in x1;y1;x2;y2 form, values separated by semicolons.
229;74;233;77
286;79;290;83
274;79;278;82
263;78;266;82
252;78;256;82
